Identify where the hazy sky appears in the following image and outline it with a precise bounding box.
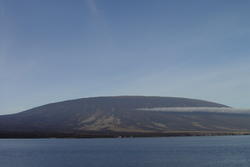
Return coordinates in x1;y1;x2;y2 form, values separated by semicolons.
1;0;250;114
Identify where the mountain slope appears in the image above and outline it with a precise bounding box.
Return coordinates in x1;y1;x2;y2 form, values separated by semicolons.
1;96;250;138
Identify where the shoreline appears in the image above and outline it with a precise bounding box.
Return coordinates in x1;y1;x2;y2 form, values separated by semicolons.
1;131;250;139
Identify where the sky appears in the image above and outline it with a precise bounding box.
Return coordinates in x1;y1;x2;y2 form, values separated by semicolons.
0;0;250;114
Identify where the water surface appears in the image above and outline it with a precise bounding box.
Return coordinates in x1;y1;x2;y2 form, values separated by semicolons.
1;135;250;167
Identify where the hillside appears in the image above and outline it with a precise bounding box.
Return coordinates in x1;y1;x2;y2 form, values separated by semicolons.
1;96;250;138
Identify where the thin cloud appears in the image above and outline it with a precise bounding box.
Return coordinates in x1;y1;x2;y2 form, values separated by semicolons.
85;0;99;17
137;107;250;114
84;0;115;52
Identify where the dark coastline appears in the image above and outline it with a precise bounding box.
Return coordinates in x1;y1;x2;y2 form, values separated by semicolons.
1;131;250;139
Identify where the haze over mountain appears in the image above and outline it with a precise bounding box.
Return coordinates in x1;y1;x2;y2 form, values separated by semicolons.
1;96;250;138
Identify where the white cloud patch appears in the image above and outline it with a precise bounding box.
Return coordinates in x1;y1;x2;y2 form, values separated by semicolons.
137;107;250;114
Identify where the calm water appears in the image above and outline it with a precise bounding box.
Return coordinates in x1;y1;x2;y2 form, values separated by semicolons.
1;136;250;167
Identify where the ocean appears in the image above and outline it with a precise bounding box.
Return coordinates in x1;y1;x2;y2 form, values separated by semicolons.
1;135;250;167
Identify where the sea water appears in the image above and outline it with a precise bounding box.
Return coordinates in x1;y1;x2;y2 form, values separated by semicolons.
1;135;250;167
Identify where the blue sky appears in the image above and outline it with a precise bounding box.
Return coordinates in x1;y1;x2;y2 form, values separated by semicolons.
1;0;250;114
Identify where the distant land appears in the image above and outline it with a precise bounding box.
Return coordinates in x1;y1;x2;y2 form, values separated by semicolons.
1;96;250;138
